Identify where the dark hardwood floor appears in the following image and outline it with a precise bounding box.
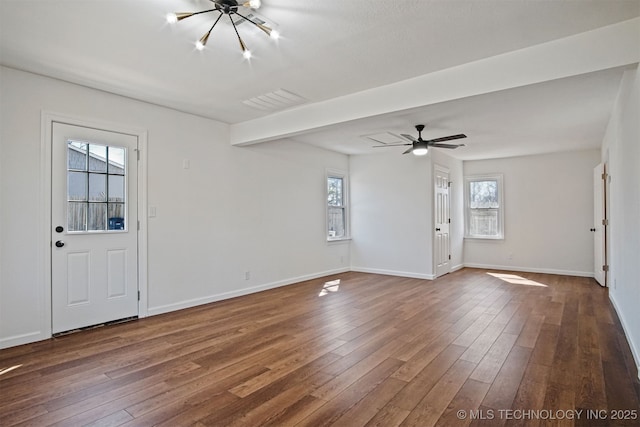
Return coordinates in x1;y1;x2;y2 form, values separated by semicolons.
1;269;639;426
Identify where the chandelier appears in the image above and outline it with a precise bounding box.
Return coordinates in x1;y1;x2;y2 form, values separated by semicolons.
166;0;279;59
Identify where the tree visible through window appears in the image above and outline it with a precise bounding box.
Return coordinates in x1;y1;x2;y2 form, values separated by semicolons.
327;173;348;239
465;175;504;239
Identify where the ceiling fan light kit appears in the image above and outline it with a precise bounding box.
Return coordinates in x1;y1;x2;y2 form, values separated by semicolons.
166;0;279;59
373;124;467;156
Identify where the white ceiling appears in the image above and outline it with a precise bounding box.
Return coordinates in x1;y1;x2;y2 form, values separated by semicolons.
1;0;639;160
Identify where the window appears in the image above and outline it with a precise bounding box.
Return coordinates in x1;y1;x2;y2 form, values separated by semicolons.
327;171;349;240
67;140;127;232
465;174;504;239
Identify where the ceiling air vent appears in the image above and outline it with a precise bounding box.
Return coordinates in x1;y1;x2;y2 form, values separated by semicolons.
242;89;307;111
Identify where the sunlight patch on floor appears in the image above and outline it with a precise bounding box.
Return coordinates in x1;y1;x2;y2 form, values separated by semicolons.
0;364;23;376
487;272;548;287
319;279;341;297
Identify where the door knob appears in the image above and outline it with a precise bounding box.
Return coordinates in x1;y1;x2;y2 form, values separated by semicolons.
55;226;64;233
55;240;65;248
435;228;441;231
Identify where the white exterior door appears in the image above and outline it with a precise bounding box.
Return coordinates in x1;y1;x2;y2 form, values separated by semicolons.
593;163;606;287
52;122;139;333
434;167;451;278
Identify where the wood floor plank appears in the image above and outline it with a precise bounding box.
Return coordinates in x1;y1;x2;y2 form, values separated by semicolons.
297;357;404;427
436;379;491;427
469;333;519;384
0;269;638;427
401;359;476;427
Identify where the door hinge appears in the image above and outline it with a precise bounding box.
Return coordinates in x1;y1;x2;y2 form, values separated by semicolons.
448;218;451;224
602;265;609;272
449;254;451;260
137;220;140;230
137;149;140;161
602;219;609;226
138;290;141;301
601;172;608;181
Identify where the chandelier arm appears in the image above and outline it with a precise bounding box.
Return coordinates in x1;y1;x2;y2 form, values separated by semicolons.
200;12;224;46
180;7;219;20
229;14;249;54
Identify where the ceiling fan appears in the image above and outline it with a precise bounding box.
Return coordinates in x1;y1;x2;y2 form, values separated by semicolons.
373;125;467;156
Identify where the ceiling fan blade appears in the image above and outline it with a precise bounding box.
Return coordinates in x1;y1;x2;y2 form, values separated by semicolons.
430;143;466;149
402;147;413;155
426;134;467;143
371;143;412;148
400;134;419;143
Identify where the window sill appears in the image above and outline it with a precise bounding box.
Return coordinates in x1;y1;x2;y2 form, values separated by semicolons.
327;237;352;245
464;235;504;241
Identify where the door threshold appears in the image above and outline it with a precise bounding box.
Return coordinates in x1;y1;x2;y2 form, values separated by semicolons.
53;316;138;337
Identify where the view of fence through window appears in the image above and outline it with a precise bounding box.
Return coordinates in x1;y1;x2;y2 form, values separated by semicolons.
469;179;499;236
327;176;345;238
67;141;126;232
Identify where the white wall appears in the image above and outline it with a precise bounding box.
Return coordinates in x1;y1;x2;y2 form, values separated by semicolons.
463;149;600;276
0;66;350;348
349;150;463;279
601;65;640;376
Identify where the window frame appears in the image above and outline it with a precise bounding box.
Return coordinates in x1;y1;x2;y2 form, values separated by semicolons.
464;174;504;240
326;169;350;242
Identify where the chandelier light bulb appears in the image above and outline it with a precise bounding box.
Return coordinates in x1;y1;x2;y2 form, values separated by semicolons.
270;29;280;40
195;40;205;50
166;13;178;24
243;49;253;59
246;0;261;8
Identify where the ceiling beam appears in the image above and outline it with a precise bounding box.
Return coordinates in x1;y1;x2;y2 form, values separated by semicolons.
230;17;640;146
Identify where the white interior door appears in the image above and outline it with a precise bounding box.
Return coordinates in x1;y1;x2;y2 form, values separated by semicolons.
52;122;139;333
434;167;451;278
593;163;606;287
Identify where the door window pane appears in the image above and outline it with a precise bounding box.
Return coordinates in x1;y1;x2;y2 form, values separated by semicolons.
108;175;125;202
89;173;107;202
68;171;88;201
68;142;88;170
88;144;107;172
68;202;87;231
108;146;125;174
108;203;125;230
88;203;107;231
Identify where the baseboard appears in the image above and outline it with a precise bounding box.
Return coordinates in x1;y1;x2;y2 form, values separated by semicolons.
451;264;465;273
350;266;435;280
608;293;640;381
147;267;350;316
0;331;48;350
463;263;594;278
